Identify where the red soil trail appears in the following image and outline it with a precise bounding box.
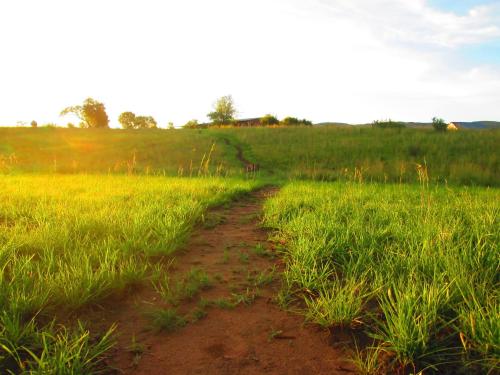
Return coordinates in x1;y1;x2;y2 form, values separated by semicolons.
92;187;354;374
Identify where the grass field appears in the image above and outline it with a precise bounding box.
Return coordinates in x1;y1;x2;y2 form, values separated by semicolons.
224;126;500;186
1;126;499;373
0;127;243;176
0;175;259;373
263;181;499;373
2;127;499;186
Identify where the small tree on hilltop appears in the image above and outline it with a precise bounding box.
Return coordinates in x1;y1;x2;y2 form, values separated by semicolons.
432;117;447;132
135;116;157;129
30;120;37;128
167;122;175;130
118;111;136;129
260;114;279;126
281;117;312;126
207;95;236;126
60;98;109;128
119;112;157;129
183;119;200;129
281;117;300;126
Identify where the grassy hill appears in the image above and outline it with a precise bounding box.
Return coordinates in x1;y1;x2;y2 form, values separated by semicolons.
0;127;243;176
314;121;500;129
1;126;499;185
223;126;500;186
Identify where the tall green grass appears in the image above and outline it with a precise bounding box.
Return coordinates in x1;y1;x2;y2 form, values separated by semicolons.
226;126;500;186
0;175;259;372
0;127;242;176
263;181;499;373
3;127;499;186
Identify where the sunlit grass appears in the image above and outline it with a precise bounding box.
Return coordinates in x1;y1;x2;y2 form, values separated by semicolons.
223;126;500;186
0;174;259;372
263;181;499;373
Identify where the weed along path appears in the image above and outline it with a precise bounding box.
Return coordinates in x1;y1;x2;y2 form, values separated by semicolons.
91;187;354;375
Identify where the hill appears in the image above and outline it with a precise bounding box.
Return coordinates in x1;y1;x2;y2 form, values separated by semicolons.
0;127;243;176
314;121;500;129
1;126;499;186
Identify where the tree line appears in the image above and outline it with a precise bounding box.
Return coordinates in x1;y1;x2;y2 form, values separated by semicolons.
27;96;313;129
28;96;450;131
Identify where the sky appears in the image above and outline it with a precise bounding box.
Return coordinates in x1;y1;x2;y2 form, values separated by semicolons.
0;0;499;127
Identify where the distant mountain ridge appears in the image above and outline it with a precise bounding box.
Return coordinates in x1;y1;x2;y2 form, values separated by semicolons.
315;121;500;129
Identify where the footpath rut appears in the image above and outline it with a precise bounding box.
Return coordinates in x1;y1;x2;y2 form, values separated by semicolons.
92;187;353;374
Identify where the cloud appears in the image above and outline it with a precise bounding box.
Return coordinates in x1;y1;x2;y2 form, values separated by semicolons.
314;0;500;47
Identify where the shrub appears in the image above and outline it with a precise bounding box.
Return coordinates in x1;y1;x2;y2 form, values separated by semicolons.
281;117;313;126
183;119;200;129
30;120;37;128
260;114;279;126
432;117;447;132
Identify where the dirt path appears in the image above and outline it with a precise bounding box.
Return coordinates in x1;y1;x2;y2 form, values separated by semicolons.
92;187;354;374
220;137;259;172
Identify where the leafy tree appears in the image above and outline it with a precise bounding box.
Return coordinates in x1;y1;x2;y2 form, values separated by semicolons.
260;114;279;126
167;122;175;130
207;95;236;125
118;112;136;129
67;122;76;128
183;119;200;129
60;98;109;128
281;117;313;126
30;120;37;128
135;116;157;129
118;112;157;129
432;117;447;132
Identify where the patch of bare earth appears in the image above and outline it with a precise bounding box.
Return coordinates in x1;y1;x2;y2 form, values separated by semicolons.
88;187;354;374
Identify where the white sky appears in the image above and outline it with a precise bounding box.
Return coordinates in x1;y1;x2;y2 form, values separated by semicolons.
0;0;499;127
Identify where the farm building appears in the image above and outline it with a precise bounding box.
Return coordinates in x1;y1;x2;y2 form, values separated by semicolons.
232;118;262;127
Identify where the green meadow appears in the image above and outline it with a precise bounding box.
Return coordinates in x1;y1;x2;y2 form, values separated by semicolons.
263;182;499;373
1;126;499;186
0;126;499;373
0;175;259;373
224;126;500;186
0;127;240;176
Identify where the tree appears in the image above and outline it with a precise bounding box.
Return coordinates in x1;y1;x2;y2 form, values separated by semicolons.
281;117;312;126
118;111;136;129
118;112;157;129
30;120;37;128
432;117;447;132
60;98;109;128
67;123;76;128
260;114;279;126
135;116;157;129
207;95;236;125
183;119;200;129
167;122;175;130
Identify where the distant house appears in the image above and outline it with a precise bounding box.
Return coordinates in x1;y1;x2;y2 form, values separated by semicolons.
200;117;263;127
447;122;459;131
232;118;262;127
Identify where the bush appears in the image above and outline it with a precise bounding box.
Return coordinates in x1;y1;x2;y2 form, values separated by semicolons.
260;114;279;126
183;119;200;129
281;117;313;126
30;120;37;128
432;117;447;132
